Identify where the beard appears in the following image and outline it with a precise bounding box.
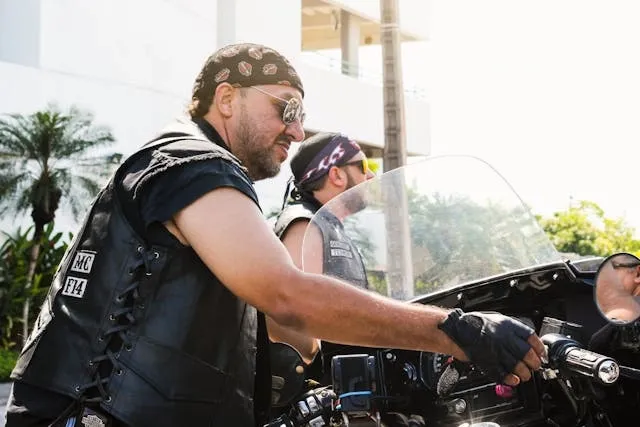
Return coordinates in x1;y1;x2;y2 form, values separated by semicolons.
234;107;282;181
343;172;368;214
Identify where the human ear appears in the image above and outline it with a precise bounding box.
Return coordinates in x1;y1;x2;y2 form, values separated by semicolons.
633;266;640;285
328;166;347;188
213;83;235;118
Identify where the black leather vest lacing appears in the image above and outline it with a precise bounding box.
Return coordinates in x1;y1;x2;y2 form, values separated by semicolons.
77;245;158;405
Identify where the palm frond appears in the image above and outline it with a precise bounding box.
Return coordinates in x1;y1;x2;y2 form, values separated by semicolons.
65;152;122;174
0;156;28;174
14;187;33;215
53;168;103;221
74;174;102;197
0;104;121;227
49;107;116;158
0;151;28;160
0;171;31;215
0;115;37;157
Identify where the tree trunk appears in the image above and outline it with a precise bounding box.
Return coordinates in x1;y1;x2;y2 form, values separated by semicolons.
22;223;44;347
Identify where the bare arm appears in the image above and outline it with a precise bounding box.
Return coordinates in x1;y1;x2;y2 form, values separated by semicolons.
604;297;640;322
266;219;321;363
172;187;465;358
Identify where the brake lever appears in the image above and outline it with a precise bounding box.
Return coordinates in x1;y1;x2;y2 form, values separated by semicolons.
620;365;640;381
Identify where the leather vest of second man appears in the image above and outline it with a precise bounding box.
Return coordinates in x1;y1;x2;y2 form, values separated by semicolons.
273;200;370;385
274;201;368;289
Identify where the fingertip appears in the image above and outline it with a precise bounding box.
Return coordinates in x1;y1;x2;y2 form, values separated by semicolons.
503;374;520;387
528;335;546;355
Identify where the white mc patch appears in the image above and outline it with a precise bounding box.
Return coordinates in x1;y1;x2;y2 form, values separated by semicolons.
69;250;96;274
62;276;88;298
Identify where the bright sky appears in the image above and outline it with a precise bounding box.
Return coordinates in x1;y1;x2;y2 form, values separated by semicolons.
352;0;640;236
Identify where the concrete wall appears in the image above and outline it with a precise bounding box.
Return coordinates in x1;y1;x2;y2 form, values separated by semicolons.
0;0;430;232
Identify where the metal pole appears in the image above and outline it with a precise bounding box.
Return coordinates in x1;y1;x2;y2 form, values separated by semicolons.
380;0;414;300
380;0;408;171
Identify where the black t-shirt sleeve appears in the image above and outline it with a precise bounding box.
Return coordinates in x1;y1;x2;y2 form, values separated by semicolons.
138;159;259;228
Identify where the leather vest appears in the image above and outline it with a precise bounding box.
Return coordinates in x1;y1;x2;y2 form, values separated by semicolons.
273;200;370;385
311;209;371;383
11;118;263;427
316;209;368;290
273;200;317;239
274;201;368;289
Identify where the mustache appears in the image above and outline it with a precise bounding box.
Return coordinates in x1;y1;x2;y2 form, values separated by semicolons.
276;137;292;149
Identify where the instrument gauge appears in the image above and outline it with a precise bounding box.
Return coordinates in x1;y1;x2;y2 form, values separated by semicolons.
419;352;451;389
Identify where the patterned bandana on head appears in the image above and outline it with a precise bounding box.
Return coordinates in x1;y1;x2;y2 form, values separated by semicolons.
191;42;304;105
293;133;363;187
281;132;363;209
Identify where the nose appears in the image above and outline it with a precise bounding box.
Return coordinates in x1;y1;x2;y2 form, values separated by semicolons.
285;119;305;142
365;169;375;180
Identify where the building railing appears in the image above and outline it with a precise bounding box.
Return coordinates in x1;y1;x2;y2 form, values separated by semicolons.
299;50;427;100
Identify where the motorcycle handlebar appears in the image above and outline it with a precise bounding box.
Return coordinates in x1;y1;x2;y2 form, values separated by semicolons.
541;333;620;385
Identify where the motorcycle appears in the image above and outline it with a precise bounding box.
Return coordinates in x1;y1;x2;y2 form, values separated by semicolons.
267;155;640;427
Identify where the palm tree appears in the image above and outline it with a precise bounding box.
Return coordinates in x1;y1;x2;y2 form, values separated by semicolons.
0;104;122;345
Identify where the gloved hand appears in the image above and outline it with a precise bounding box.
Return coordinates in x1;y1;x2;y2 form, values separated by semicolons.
437;309;541;383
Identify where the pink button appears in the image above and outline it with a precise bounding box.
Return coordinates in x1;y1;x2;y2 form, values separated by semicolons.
495;384;514;398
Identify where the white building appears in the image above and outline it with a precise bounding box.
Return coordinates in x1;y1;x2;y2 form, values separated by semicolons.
0;0;430;231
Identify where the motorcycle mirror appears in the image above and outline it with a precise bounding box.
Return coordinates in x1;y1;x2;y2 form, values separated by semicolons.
594;252;640;325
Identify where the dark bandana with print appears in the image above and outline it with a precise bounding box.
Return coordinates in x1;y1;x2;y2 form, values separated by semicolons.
193;42;304;99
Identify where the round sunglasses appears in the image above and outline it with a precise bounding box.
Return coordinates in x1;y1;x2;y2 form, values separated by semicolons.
251;86;306;125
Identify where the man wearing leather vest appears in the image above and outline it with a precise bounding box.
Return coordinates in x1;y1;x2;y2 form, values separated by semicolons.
4;43;548;427
270;133;374;385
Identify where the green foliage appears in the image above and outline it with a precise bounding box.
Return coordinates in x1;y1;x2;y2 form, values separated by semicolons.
353;185;558;299
403;189;556;290
367;272;387;295
537;200;640;258
0;347;19;381
0;104;120;347
0;224;71;349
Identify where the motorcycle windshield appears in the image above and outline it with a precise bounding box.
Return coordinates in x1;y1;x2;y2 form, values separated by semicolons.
301;155;563;301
